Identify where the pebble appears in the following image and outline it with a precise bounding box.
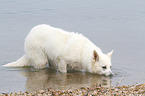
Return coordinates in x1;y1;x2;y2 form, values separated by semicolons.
0;83;144;96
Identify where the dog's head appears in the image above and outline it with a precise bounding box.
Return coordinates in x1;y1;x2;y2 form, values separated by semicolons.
91;50;114;76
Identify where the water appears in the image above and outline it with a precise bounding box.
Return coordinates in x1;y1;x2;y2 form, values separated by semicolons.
0;0;145;93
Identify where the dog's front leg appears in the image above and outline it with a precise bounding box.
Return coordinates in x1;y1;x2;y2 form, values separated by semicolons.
58;59;67;73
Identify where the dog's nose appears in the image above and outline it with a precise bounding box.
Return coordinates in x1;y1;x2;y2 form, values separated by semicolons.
109;73;114;76
104;72;114;76
103;70;114;76
109;71;114;76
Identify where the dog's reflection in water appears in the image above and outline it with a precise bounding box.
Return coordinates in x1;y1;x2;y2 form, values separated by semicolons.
21;68;112;92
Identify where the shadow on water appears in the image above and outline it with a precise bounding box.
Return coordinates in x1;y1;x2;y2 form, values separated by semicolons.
18;68;112;92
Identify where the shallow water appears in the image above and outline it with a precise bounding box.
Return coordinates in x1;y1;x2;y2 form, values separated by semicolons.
0;0;145;93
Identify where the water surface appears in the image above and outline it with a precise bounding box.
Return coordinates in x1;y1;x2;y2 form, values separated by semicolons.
0;0;145;93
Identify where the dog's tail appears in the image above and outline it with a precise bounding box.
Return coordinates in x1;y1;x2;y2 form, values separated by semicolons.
3;55;30;67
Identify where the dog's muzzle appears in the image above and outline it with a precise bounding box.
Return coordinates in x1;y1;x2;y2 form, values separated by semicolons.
105;71;114;76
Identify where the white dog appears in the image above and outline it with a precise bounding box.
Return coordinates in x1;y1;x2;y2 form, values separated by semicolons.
4;24;114;76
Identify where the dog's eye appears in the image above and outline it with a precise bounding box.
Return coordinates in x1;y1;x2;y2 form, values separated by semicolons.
102;66;107;69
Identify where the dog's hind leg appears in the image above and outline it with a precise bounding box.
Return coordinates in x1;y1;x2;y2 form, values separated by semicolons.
57;59;67;73
26;48;48;69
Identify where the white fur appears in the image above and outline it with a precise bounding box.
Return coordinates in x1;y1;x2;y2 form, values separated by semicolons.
4;24;114;76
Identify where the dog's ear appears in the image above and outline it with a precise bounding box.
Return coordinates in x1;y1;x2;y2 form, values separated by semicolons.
107;50;114;59
93;50;99;61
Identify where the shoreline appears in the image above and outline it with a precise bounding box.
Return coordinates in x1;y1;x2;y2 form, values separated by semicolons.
1;83;144;96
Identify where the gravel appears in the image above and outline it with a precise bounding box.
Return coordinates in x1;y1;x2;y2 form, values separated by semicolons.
0;83;145;96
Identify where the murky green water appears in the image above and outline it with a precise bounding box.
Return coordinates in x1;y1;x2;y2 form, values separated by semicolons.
0;0;145;93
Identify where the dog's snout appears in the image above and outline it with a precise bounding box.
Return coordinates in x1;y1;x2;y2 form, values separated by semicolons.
109;71;114;76
104;71;114;76
109;73;114;76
